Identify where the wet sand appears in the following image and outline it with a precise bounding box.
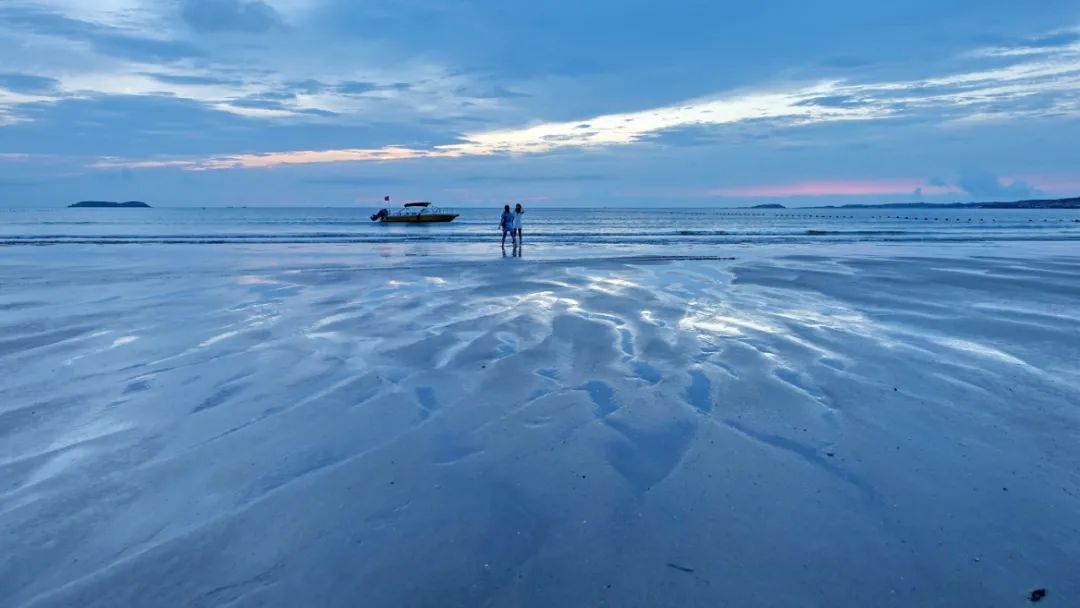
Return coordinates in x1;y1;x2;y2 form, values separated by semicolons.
2;249;1079;606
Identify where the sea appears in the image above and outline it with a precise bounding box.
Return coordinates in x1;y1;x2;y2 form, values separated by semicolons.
2;206;1078;266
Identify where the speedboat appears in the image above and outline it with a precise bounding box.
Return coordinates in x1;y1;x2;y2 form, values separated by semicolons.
370;202;458;223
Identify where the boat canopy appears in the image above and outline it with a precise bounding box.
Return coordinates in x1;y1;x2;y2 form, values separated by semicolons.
404;202;431;207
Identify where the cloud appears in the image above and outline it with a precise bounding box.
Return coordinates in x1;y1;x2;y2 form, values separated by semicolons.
707;179;962;198
276;80;411;97
96;83;887;169
283;79;329;94
706;173;1071;201
794;94;867;108
457;173;612;184
92;29;1080;171
0;5;203;61
335;81;379;95
644;125;733;147
1004;174;1080;195
0;5;531;130
0;91;458;158
225;90;340;117
335;80;411;95
1;94;252;156
179;0;284;34
90;146;435;170
453;85;531;100
973;29;1080;58
955;171;1039;199
233;90;295;105
302;175;406;186
0;73;60;94
90;33;203;62
144;73;245;87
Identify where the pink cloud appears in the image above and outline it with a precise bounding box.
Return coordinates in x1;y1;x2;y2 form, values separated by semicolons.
89;147;447;171
706;179;963;198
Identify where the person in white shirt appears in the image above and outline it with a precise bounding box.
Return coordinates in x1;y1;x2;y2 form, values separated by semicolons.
512;203;524;244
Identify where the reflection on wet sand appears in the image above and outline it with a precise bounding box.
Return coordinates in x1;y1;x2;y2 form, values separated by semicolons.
2;251;1079;607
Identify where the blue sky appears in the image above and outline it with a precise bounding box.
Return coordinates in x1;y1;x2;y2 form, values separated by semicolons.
1;0;1078;207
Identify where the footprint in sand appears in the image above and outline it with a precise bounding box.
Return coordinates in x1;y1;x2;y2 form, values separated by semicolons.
123;380;151;395
685;369;713;414
604;418;696;492
415;386;439;420
631;362;662;385
493;331;518;359
582;380;618;416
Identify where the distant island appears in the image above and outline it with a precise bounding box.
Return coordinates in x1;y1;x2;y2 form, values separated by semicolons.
740;196;1080;210
69;201;152;208
813;196;1080;210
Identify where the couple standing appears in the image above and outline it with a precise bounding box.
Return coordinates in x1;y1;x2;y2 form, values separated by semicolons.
500;204;524;252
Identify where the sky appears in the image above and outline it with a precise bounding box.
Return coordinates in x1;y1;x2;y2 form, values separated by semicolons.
1;0;1079;207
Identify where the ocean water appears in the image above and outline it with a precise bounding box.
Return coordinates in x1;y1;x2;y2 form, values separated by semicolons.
2;206;1078;264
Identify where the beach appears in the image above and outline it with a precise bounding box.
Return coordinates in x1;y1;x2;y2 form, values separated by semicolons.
6;0;1080;602
2;210;1080;606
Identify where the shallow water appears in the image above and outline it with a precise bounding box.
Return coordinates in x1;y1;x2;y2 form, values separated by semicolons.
2;206;1078;252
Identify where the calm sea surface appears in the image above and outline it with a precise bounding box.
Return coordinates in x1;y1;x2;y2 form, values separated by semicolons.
2;207;1078;263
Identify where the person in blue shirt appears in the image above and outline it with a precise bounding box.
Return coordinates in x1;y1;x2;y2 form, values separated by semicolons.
499;204;515;249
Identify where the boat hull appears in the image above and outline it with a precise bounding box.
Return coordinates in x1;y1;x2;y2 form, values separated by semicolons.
380;214;459;223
